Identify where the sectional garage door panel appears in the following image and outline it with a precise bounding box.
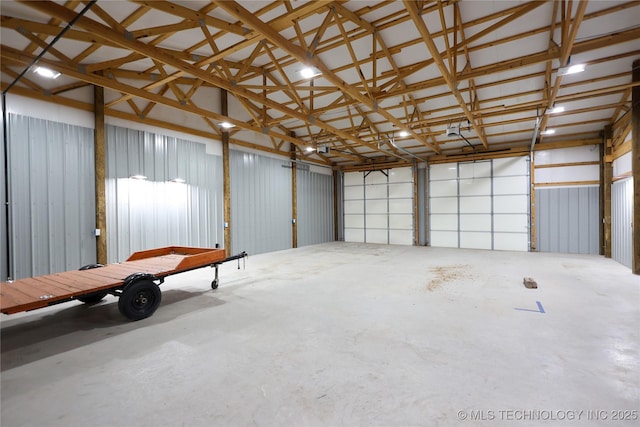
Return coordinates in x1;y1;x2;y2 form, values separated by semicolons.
343;167;414;245
428;157;530;251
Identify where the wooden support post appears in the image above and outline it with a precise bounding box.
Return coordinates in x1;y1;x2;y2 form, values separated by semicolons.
94;83;107;264
221;89;231;257
632;59;640;274
530;154;537;251
413;164;419;246
603;124;613;258
290;133;297;249
333;169;339;241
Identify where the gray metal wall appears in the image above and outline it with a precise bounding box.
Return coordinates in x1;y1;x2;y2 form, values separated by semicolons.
336;171;344;241
297;168;334;247
106;125;223;262
230;150;292;255
535;186;600;254
612;178;633;268
417;165;427;246
1;108;7;280
6;114;96;279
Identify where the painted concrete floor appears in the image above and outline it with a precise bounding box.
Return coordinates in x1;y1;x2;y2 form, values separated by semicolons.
1;242;639;427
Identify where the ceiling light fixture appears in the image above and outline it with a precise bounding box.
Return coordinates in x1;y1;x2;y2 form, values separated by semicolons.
305;147;314;152
219;122;235;129
298;66;321;79
34;66;61;79
548;106;565;114
541;129;555;135
398;130;409;137
557;63;585;76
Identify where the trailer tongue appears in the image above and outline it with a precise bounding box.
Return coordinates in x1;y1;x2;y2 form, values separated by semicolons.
0;246;247;321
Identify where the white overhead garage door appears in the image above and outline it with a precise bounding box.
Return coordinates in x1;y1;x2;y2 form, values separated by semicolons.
429;157;530;251
344;167;414;245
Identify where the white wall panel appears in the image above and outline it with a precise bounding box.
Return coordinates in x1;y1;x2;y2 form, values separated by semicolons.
389;214;413;229
613;151;632;177
430;215;458;230
459;161;491;178
460;215;492;231
389;183;413;198
389;167;413;182
535;164;599;183
365;184;387;199
389;198;413;213
429;157;529;251
534;145;599;165
430;231;458;247
430;197;458;214
494;176;528;194
460;197;491;213
343;167;413;245
344;228;365;243
494;234;529;251
430;180;458;197
390;230;413;245
459;178;491;195
460;232;492;249
430;164;458;180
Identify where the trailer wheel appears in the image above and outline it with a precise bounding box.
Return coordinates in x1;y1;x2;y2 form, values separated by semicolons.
77;264;108;304
211;280;219;290
77;291;109;304
118;279;162;321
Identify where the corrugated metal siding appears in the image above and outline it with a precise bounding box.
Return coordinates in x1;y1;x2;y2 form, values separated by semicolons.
230;150;291;255
7;114;96;279
612;178;633;268
336;171;344;241
297;169;334;247
0;110;7;280
106;125;222;262
535;186;600;254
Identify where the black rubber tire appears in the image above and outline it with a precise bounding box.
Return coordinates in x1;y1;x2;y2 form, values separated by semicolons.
77;264;108;304
77;291;109;304
211;280;219;290
118;279;162;321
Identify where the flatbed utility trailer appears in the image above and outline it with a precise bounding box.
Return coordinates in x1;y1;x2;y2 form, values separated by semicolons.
0;246;247;321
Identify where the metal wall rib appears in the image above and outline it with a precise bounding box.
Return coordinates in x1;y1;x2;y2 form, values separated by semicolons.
229;150;292;255
106;125;223;262
6;114;96;279
297;169;334;247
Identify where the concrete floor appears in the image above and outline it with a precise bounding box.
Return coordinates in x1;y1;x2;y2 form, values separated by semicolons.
1;242;639;426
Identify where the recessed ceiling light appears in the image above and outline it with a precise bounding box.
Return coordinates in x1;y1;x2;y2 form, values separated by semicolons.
557;63;585;76
398;130;410;137
130;174;147;180
220;122;235;129
34;66;61;79
541;129;555;135
305;147;314;152
298;66;321;79
549;106;565;114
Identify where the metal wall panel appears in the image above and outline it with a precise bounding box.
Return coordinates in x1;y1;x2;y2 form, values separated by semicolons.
417;166;427;246
0;108;7;280
535;186;600;254
297;169;334;247
7;114;96;279
106;125;223;262
612;178;633;268
230;150;291;255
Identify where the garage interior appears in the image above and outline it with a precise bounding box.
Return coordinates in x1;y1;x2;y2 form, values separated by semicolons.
1;0;639;425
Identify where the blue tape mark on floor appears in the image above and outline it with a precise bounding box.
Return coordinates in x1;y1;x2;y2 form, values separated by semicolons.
514;301;545;314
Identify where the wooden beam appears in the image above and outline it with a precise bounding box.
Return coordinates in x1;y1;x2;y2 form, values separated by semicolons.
632;59;640;274
290;134;298;249
221;89;231;257
94;80;107;265
603;125;613;258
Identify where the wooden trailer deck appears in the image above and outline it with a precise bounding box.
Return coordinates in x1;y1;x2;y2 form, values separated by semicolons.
1;246;227;317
